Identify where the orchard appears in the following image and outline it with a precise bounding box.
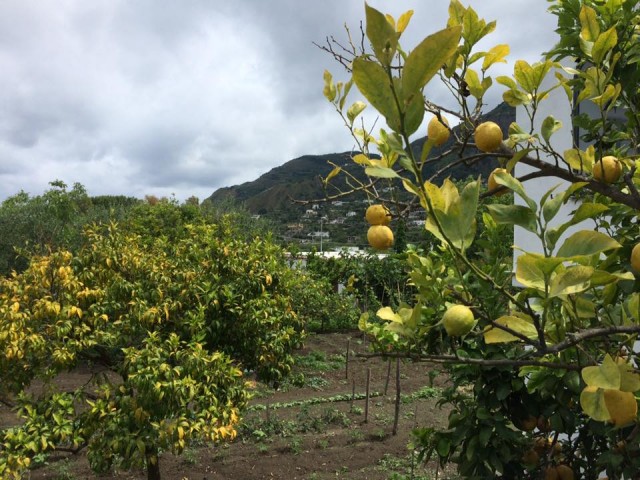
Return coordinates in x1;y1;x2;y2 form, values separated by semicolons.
323;0;640;478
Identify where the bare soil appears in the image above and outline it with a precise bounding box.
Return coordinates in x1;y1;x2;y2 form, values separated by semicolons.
2;332;460;480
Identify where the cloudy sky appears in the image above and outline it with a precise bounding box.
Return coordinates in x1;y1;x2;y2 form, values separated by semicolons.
0;1;559;202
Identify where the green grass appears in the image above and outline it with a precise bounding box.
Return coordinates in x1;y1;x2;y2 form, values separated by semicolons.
294;351;344;372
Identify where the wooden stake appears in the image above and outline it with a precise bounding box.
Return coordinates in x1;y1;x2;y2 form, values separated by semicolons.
384;358;392;396
350;378;356;412
393;358;400;436
364;367;371;424
345;339;351;380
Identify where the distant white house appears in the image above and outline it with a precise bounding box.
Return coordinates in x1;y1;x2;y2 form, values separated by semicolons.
308;231;330;238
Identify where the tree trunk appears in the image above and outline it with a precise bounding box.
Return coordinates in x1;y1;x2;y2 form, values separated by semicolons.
146;445;161;480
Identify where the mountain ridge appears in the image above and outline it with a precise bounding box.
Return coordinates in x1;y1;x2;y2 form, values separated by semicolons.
205;102;515;217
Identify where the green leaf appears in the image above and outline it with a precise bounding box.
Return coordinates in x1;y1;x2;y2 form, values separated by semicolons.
541;115;562;143
402;26;462;98
541;184;565;224
404;91;426;136
423;179;478;251
352;57;400;131
570;202;609;224
503;88;531;107
590;269;635;287
549;266;594;297
365;3;398;66
625;293;640;322
579;5;600;42
516;253;564;289
358;312;369;332
583;355;621;389
619;362;640;393
580;386;611;422
545;202;608;251
513;60;536;93
505;148;531;173
491;168;537;210
365;166;400;179
466;71;491;99
496;75;517;89
556;230;621;258
437;437;451;457
592;27;618;65
486;204;537;233
483;315;538;344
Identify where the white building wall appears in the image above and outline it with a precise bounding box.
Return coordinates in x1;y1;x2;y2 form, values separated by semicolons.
513;66;583;273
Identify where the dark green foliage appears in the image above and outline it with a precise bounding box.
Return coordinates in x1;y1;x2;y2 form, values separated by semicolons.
287;272;360;332
0;181;140;276
304;251;412;313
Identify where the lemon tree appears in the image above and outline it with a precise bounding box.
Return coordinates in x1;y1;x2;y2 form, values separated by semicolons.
321;1;640;478
0;203;305;480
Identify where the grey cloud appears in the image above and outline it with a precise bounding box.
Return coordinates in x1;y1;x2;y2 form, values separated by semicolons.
0;0;561;202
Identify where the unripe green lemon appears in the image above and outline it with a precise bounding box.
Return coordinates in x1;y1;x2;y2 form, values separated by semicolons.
367;225;394;250
474;121;503;153
427;115;450;147
365;204;391;226
592;155;622;183
442;305;475;337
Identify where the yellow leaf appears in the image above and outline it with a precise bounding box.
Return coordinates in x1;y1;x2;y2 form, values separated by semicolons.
603;389;638;427
582;354;621;390
376;306;403;323
483;315;538;344
580;386;611;422
352;153;372;166
482;44;510;71
396;10;414;33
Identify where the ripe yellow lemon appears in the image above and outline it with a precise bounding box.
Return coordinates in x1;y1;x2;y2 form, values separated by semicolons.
520;415;538;432
488;168;508;196
365;204;391;226
367;225;394;250
544;466;560;480
442;305;475;337
593;155;622;183
427;115;450;147
521;449;540;466
474;121;503;153
631;243;640;273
